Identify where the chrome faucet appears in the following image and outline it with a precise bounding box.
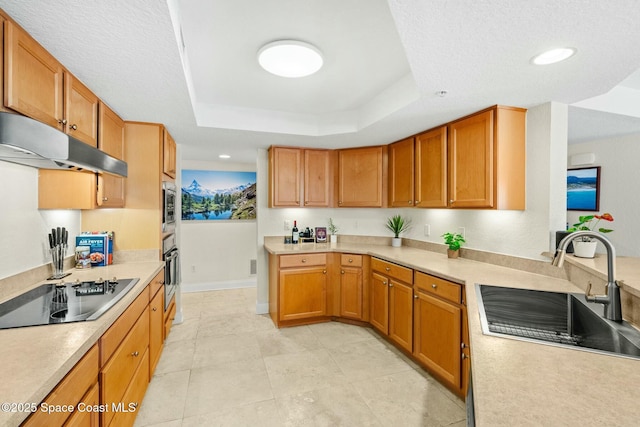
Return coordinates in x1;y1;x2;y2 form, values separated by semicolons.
552;230;622;322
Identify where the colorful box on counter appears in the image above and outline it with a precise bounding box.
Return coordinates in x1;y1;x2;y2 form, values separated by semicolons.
75;232;114;266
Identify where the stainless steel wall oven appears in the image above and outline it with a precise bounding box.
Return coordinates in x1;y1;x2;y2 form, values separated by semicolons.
163;234;179;310
162;181;176;233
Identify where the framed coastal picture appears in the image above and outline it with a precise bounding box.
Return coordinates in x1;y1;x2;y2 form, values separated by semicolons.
567;166;600;211
181;170;257;220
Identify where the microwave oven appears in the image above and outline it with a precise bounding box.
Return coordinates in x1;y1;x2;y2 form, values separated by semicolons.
162;181;176;232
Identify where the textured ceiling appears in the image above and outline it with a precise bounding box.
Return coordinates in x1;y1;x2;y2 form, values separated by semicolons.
1;0;640;163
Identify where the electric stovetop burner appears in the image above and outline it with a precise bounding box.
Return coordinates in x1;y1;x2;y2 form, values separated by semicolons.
0;277;139;330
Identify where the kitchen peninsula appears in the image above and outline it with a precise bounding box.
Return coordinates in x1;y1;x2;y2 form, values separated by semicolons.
264;237;640;426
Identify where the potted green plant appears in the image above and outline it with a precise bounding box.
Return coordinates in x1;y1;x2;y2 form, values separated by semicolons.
386;215;411;247
568;213;614;258
328;218;339;244
442;232;466;258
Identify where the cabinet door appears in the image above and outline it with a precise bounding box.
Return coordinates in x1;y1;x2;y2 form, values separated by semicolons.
65;73;99;146
4;21;64;129
38;169;97;209
64;382;100;427
163;128;177;179
340;266;363;320
413;290;462;390
338;146;385;207
448;110;494;208
303;149;331;207
279;267;327;321
370;272;389;334
389;137;415;207
98;102;125;207
388;279;413;352
415;126;448;208
269;147;302;207
149;287;164;377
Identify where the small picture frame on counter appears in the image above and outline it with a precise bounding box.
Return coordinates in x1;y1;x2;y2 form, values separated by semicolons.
315;227;327;243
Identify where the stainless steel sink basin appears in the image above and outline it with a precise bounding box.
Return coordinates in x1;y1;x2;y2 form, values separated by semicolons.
476;284;640;360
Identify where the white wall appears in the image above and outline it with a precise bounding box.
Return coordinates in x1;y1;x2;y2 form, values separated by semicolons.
255;102;569;312
179;159;257;291
568;132;640;256
0;162;81;280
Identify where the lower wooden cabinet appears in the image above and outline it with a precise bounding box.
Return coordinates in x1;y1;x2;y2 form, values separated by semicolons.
164;295;176;339
149;283;164;377
339;254;367;321
64;382;100;427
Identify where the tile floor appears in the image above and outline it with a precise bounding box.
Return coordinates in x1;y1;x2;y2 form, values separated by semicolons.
134;287;467;426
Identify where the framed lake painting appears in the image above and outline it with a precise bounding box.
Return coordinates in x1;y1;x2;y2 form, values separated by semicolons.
181;170;257;220
567;166;600;211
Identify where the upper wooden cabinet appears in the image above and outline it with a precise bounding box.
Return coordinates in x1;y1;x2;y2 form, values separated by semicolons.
268;146;333;207
388;137;415;207
4;20;64;130
98;102;126;207
448;106;526;209
4;20;100;146
163;128;177;179
337;145;387;207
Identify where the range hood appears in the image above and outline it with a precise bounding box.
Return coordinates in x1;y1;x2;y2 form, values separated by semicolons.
0;112;127;177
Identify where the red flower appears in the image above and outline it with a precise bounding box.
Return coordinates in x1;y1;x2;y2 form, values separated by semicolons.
595;213;614;222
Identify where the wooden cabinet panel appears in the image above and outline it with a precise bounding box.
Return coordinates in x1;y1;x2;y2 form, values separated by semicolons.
413;290;462;389
101;306;149;427
389;137;415;207
164;295;176;339
98;101;126;207
64;382;99;427
389;279;413;352
106;349;149;427
22;345;99;427
269;146;301;207
38;169;97;209
340;253;362;267
370;272;389;334
163;128;176;179
303;149;331;207
4;20;64;129
279;267;327;321
148;268;165;299
337;145;386;207
340;265;363;320
371;258;413;284
415;126;448;208
64;73;99;147
149;286;164;377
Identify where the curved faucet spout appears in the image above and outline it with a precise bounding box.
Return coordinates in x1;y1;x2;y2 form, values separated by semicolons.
552;230;621;322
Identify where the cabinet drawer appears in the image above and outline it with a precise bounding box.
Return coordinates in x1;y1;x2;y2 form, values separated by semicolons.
100;286;149;366
371;258;413;284
22;345;99;427
279;253;327;268
340;253;363;267
164;295;176;340
415;271;461;304
101;306;150;426
149;268;165;300
106;348;149;427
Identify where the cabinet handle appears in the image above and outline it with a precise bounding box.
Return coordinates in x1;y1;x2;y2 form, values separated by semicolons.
385;267;390;272
449;199;454;204
102;197;108;201
461;353;468;360
415;200;420;205
414;294;419;299
341;270;345;274
348;259;353;263
389;283;394;287
408;200;412;205
323;270;327;274
461;343;468;349
304;201;308;205
432;284;437;289
301;259;307;263
152;307;158;312
383;281;387;286
131;351;139;357
58;119;67;125
69;124;78;130
338;201;343;205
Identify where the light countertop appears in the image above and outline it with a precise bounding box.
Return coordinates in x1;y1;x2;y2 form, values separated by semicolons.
0;261;163;427
265;240;640;426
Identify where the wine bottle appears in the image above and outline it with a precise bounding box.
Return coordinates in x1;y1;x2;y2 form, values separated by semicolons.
292;221;299;244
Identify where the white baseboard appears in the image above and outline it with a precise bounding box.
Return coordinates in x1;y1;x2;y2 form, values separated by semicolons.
181;278;257;293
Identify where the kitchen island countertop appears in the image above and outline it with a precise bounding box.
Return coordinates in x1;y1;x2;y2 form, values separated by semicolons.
265;240;640;426
0;261;163;427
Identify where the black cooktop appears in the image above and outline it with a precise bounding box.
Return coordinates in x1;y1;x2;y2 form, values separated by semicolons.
0;278;139;330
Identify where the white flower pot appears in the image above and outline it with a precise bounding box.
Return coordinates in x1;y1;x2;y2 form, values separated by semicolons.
573;241;597;258
391;237;401;247
330;234;337;245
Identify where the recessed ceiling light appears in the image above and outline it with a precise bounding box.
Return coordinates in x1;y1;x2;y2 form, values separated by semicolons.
219;154;231;159
531;47;577;65
258;40;323;78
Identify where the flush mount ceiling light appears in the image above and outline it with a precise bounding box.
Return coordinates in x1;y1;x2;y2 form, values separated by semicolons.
531;47;577;65
218;154;231;159
258;40;323;78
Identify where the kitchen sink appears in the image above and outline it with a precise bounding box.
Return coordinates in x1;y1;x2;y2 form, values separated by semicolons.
476;284;640;360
